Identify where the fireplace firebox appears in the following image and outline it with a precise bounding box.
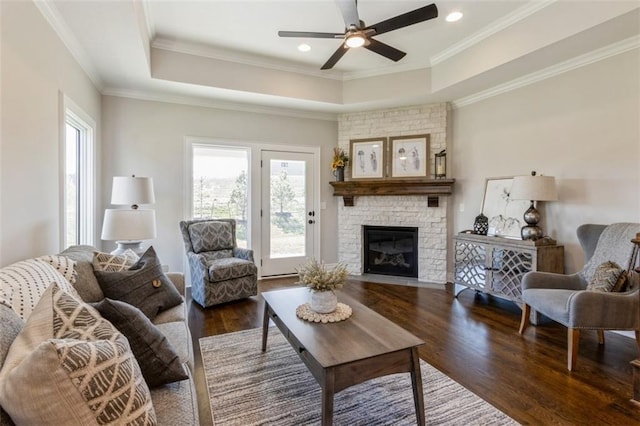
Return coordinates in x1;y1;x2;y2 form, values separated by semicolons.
363;226;418;278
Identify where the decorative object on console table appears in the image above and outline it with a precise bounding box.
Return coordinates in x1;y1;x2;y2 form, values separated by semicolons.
331;147;349;181
435;149;446;179
388;134;429;179
349;137;386;180
510;171;558;241
101;175;156;255
473;213;489;235
481;177;531;239
453;232;564;304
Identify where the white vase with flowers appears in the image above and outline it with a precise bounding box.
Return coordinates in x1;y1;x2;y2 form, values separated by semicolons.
295;258;349;314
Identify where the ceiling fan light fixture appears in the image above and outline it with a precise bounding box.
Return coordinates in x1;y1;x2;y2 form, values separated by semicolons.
297;43;311;52
345;32;366;48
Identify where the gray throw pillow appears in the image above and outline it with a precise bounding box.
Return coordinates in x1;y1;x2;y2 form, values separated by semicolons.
94;246;182;320
0;304;22;426
92;298;188;388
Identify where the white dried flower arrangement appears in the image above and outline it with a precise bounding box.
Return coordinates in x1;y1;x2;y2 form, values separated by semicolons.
295;258;349;292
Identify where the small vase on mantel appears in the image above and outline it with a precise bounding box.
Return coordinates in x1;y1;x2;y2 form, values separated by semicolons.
333;166;345;182
310;290;338;313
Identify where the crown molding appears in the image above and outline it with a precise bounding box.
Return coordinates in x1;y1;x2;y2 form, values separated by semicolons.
151;38;344;81
151;37;433;83
34;0;104;91
452;36;640;109
101;87;339;122
430;0;556;66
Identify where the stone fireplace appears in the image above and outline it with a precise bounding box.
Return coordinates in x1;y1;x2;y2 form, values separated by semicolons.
336;103;450;285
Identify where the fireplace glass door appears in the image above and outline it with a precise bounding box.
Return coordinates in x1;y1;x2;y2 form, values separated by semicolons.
364;226;418;278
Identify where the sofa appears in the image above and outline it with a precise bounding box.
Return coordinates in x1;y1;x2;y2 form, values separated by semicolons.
0;245;199;425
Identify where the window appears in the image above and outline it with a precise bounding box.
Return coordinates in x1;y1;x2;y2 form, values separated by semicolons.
191;144;249;248
62;98;95;248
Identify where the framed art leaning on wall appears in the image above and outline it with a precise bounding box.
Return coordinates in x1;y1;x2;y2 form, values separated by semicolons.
481;177;530;239
388;134;429;178
349;137;386;179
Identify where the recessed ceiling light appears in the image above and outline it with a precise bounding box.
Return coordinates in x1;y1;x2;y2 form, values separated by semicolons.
446;11;463;22
298;43;311;52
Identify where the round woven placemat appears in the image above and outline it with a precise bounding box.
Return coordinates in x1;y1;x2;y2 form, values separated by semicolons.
296;302;352;323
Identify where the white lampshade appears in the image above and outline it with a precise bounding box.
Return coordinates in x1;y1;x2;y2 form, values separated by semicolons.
510;175;558;202
111;176;155;206
101;209;156;241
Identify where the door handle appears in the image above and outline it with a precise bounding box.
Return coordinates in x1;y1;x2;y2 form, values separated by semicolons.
308;211;315;216
308;220;315;224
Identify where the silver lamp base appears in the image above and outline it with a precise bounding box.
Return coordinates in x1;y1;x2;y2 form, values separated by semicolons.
521;202;544;241
111;241;145;256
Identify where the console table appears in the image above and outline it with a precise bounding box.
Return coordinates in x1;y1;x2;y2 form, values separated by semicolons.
453;233;564;303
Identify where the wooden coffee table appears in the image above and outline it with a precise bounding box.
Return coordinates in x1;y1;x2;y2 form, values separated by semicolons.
261;287;425;426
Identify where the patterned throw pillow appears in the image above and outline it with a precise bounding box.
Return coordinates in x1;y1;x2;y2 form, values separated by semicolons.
37;255;78;284
92;249;140;272
0;283;156;425
94;246;182;321
92;298;188;387
0;304;23;425
0;258;78;320
611;270;629;292
586;261;624;292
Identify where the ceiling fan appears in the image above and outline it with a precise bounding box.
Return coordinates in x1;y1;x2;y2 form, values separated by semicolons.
278;0;438;70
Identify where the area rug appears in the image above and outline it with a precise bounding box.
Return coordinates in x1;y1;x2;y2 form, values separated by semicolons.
200;328;518;425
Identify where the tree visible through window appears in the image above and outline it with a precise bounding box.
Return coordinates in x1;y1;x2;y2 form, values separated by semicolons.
192;145;249;248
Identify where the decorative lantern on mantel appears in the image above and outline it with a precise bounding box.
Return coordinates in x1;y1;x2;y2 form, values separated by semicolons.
435;150;446;179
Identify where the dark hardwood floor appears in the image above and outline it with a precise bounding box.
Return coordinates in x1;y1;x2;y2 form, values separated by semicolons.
188;278;640;425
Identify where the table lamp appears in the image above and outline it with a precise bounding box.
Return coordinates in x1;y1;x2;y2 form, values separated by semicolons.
101;175;156;255
510;171;558;241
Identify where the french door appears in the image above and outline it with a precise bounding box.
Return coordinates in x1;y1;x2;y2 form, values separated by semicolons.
261;151;315;276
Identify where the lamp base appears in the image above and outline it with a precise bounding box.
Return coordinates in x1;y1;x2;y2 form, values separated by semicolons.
112;241;145;256
521;226;544;241
521;201;544;241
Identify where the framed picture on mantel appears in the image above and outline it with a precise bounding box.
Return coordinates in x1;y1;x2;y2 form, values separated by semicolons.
388;134;429;179
350;137;386;180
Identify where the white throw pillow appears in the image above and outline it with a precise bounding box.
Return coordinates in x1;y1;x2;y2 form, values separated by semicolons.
0;258;78;320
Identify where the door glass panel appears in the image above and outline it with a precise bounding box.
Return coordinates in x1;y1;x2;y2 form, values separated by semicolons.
269;159;305;258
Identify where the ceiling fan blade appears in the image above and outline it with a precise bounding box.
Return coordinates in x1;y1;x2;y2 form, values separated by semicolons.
365;38;406;62
366;4;438;36
336;0;361;28
278;31;343;39
321;44;349;70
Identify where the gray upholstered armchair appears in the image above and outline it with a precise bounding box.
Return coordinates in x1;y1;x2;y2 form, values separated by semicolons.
518;223;640;370
180;218;258;308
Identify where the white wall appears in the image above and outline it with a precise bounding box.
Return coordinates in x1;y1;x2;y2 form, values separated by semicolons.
451;49;640;274
0;1;101;266
101;96;339;273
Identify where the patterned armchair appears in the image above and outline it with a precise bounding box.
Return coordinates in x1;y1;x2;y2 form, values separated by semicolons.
180;218;257;308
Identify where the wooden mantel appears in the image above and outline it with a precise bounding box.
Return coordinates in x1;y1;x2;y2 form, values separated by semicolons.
329;178;455;207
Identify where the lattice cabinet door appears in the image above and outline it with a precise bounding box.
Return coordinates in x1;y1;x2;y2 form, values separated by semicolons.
454;240;488;292
489;248;534;301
